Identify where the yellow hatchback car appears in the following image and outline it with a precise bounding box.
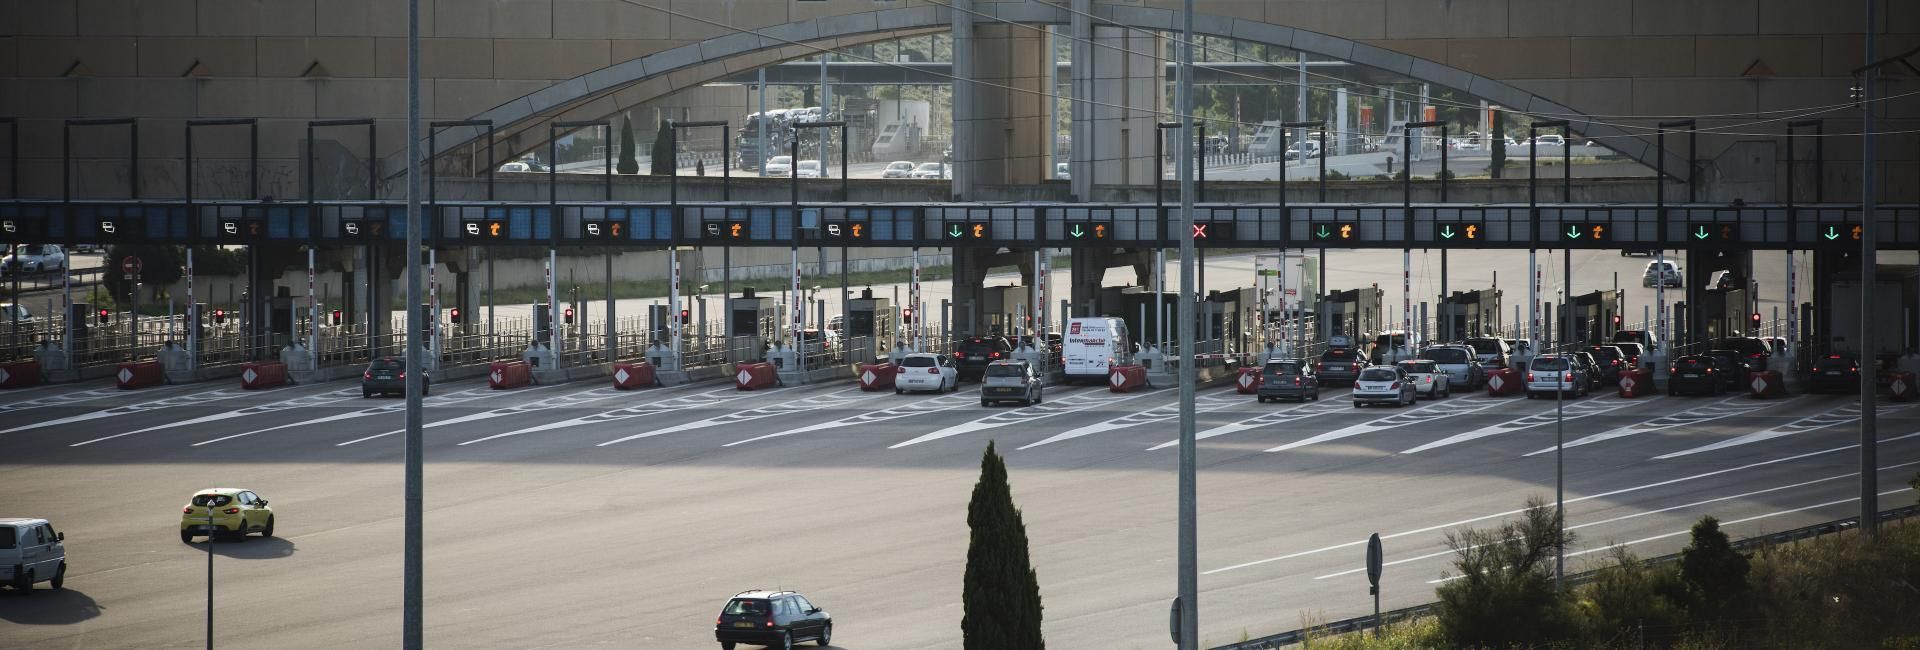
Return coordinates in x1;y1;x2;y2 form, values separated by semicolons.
179;488;275;543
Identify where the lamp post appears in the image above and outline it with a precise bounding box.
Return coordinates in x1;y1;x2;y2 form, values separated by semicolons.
1526;117;1571;591
668;121;734;365
788;120;848;376
1402;120;1443;356
1655;120;1694;351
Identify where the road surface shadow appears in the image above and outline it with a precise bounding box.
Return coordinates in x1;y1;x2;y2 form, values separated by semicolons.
0;587;105;624
182;536;298;560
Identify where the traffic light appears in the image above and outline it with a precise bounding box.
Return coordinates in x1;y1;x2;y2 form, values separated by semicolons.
213;309;226;325
1751;312;1762;332
564;307;575;325
679;309;690;325
901;308;914;324
97;308;111;324
330;309;343;326
1612;314;1622;327
449;307;462;324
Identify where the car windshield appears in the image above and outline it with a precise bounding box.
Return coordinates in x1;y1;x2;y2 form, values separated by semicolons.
0;526;14;550
1399;361;1438;374
798;161;819;170
1322;349;1356;362
768;156;792;165
958;339;1006;354
1421;348;1469;364
1615;343;1644;357
1465;339;1502;355
1358;368;1398;382
1589;347;1622;360
1531;357;1568;371
371;359;403;371
1264;362;1301;376
724;599;770;616
1676;358;1712;370
901;356;936;368
888;162;912;169
914;163;942;172
985;364;1026;378
1715;339;1768;356
192;494;233;507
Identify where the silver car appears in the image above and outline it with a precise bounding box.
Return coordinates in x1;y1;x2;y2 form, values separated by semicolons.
1524;355;1590;399
1351;365;1415;408
980;360;1042;407
1418;344;1484;389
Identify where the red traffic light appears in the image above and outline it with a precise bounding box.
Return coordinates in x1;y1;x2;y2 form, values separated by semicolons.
679;309;690;325
901;308;913;324
449;307;462;324
563;307;575;324
1751;312;1762;323
1612;315;1622;326
97;308;111;323
213;309;226;324
330;309;343;325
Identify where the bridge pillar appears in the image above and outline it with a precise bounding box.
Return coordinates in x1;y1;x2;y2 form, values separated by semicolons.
1070;22;1163;200
1068;247;1112;319
952;18;1051;198
951;247;993;338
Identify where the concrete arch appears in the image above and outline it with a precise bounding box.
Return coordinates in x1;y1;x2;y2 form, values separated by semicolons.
413;2;1680;180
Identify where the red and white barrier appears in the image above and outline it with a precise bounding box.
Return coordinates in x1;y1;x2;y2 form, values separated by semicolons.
612;361;656;389
1108;364;1148;393
0;360;43;389
857;362;898;391
115;361;164;389
239;361;286;390
736;362;778;390
489;361;532;389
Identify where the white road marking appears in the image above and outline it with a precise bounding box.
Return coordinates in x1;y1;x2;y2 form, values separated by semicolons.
184;387;496;447
91;389;363;441
457;386;770;446
1423;487;1916;584
1264;396;1508;453
1655;402;1920;459
1522;396;1794;457
1148;396;1349;450
335;384;637;446
596;387;882;446
889;391;1153;449
0;387;123;415
1314;461;1920;580
724;391;979;446
1202;430;1920;575
31;389;252;443
1018;392;1242;450
1401;396;1653;454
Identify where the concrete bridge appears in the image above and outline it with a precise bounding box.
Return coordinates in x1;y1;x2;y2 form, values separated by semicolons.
3;0;1915;203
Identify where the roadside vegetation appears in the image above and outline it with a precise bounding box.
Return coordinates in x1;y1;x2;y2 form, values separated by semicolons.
1292;479;1920;648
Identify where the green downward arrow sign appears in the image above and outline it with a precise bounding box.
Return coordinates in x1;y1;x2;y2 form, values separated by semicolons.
1070;224;1085;238
1316;225;1331;239
949;224;964;238
1823;226;1840;240
1694;226;1710;240
1565;226;1581;239
1440;225;1456;239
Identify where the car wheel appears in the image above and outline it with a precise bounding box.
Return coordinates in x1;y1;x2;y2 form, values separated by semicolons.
363;388;372;399
981;400;991;407
1021;398;1032;407
1352;402;1361;408
817;623;832;646
181;529;193;544
781;632;793;650
51;563;64;590
1034;390;1042;405
261;515;275;538
422;381;430;397
14;571;31;594
721;643;735;650
895;387;903;395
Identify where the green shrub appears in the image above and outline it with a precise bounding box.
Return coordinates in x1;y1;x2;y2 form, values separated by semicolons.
1432;495;1578;646
1576;547;1687;641
962;441;1045;649
1679;516;1751;617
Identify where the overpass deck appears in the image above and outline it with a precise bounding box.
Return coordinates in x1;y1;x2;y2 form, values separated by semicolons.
3;200;1915;251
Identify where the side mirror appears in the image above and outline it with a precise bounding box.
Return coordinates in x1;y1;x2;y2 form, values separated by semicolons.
57;532;65;541
258;499;268;506
806;607;821;615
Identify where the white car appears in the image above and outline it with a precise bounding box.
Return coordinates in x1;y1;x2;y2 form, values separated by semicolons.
3;244;66;275
1531;134;1567;147
894;352;958;394
1351;365;1415;407
1642;260;1683;288
909;162;947;179
796;160;822;179
1396;360;1451;399
764;155;794;177
1055;162;1070;180
1;518;67;593
882;161;916;178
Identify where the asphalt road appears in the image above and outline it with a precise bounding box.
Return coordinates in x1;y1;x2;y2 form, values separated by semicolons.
3;369;1917;648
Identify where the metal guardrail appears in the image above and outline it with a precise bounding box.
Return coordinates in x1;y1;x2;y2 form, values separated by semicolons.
1212;504;1920;650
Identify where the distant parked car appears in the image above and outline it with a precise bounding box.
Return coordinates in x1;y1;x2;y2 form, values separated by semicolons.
795;160;822;179
2;244;66;275
909;162;948;179
882;161;916;178
1352;365;1415;407
764;155;794;177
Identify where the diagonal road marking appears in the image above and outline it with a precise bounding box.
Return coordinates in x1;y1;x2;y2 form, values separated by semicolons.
0;387;124;415
336;384;648;446
889;391;1153;449
96;389;363;441
1019;392;1242;450
457;386;776;446
1654;401;1920;459
1401;396;1652;454
19;388;253;440
1522;395;1794;457
596;387;881;446
725;391;980;446
178;387;497;447
1265;396;1508;452
1149;396;1350;450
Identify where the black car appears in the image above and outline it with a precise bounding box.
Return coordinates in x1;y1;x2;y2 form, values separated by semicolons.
1257;358;1320;402
714;589;831;649
1586;345;1629;385
1669;355;1729;396
952;336;1013;381
1570;351;1604;390
361;357;429;398
1704;349;1754;391
1712;337;1771;368
1316;348;1365;387
1612;342;1647;369
1808;353;1863;394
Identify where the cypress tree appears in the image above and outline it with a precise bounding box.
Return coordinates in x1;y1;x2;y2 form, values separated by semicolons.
963;441;1045;649
650;119;674;175
616;114;639;175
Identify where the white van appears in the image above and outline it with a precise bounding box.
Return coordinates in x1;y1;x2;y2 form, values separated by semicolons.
2;518;67;593
1063;317;1133;381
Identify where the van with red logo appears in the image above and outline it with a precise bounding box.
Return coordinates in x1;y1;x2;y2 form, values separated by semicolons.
1063;317;1133;382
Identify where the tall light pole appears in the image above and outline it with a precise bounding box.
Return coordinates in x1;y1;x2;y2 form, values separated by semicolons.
402;0;425;645
1174;1;1199;647
1855;0;1879;538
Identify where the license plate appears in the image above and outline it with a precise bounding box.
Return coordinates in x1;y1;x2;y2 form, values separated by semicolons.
1825;371;1841;376
1682;373;1699;378
733;621;755;628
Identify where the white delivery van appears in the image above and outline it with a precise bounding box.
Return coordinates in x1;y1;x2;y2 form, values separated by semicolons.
1063;317;1133;382
2;518;67;593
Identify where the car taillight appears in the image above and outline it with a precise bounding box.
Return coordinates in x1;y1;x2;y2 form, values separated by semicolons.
955;352;966;358
716;617;723;626
363;370;372;380
927;368;939;374
1564;373;1573;382
1294;377;1301;386
1350;364;1358;371
895;366;906;374
398;372;406;379
766;618;775;628
223;507;239;514
1707;368;1716;374
990;352;1002;359
1527;373;1536;381
1316;363;1324;370
183;506;194;514
1812;367;1821;373
1389;382;1401;390
1611;360;1620;366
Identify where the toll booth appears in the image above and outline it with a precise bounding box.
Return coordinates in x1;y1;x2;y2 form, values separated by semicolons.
1098;286;1176;347
1437;289;1502;342
977;285;1028;337
845;289;892;361
1560;289;1623;345
1322;287;1385;343
1201;288;1258;359
1692;287;1748;343
729;288;782;360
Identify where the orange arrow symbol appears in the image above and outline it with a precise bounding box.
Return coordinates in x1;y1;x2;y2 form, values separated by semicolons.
1591;225;1604;239
489;222;501;237
1465;224;1478;239
1340;224;1353;239
730;223;743;238
851;223;863;238
972;224;986;238
1094;224;1106;238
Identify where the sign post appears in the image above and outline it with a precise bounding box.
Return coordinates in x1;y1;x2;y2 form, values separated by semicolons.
123;256;143;358
1366;533;1384;635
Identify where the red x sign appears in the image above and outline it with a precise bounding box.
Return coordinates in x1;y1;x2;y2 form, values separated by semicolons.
1191;224;1209;239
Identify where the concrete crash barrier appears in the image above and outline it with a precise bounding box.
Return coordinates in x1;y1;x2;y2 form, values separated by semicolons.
239;361;287;390
115;360;164;389
1108;364;1148;393
0;360;44;389
612;361;657;390
1747;370;1787;399
1234;366;1263;394
1484;367;1524;396
1616;368;1655;398
857;362;897;391
735;362;778;390
489;361;532;389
